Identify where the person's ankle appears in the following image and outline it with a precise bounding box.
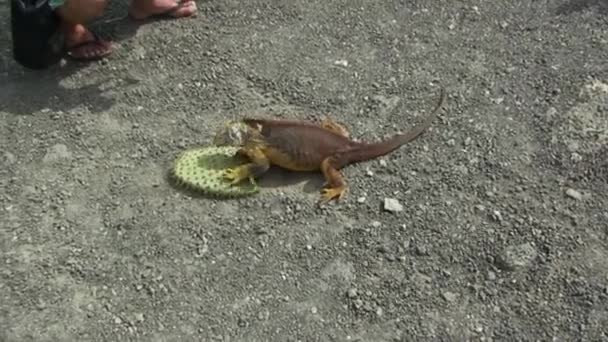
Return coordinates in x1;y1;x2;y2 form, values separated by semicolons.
61;23;91;46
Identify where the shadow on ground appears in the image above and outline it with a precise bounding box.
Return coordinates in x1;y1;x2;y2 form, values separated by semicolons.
0;4;183;116
555;0;608;15
167;164;326;201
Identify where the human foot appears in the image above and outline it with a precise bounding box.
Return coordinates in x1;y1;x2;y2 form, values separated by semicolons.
63;23;113;61
128;0;197;20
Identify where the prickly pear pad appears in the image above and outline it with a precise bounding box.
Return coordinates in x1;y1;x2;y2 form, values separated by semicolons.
170;145;260;198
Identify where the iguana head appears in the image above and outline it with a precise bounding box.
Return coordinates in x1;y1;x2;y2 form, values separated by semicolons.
213;120;259;146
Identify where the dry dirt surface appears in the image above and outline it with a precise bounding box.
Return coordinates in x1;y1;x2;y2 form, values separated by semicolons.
1;0;608;341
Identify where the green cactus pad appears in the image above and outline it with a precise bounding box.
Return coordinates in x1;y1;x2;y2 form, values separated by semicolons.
170;145;260;198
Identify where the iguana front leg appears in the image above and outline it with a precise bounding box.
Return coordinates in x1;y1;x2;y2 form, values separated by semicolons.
223;146;270;185
320;118;350;138
318;157;347;204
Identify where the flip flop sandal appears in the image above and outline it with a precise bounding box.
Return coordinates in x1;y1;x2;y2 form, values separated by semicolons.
66;32;113;61
129;0;197;20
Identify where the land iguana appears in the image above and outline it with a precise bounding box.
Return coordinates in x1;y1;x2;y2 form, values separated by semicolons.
212;86;447;204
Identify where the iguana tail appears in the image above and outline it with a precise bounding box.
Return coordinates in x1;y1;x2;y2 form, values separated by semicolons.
342;86;447;164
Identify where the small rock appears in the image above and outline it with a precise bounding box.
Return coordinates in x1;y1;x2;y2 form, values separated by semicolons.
3;151;16;165
257;310;269;320
347;288;358;298
334;59;348;67
134;313;144;322
496;242;538;271
567;141;579;152
379;159;388;167
357;197;366;203
42;143;72;163
442;291;457;302
491;210;503;222
447;139;456;146
545;107;557;117
383;198;403;213
371;221;382;228
237;318;248;328
455;164;469;174
464;137;472;146
415;245;429;256
114;317;122;325
570;152;583;163
487;271;496;281
565;188;583;201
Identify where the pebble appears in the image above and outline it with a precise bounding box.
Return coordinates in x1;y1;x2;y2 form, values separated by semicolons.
496;242;538;271
357;197;366;203
545;107;557;117
565;188;583;201
383;198;403;213
415;245;429;256
442;291;457;302
3;151;16;165
347;288;358;298
42;143;72;163
570;152;583;162
371;221;382;228
334;59;348;67
491;210;503;222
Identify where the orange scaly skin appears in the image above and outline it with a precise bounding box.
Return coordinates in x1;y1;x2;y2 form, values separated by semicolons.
216;87;447;204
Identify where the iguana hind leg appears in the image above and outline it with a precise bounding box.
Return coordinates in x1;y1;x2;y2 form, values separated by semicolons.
320;118;350;138
319;157;347;204
223;146;270;185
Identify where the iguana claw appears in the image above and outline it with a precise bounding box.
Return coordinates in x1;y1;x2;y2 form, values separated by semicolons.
223;166;252;185
318;186;346;204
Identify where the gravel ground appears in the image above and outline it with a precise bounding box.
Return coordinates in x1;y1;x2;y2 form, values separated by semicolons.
1;0;608;341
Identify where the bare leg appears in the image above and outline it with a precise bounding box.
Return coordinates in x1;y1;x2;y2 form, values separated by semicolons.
129;0;198;20
55;0;113;60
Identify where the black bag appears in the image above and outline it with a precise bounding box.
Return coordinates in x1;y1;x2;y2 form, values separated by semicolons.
10;0;65;69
